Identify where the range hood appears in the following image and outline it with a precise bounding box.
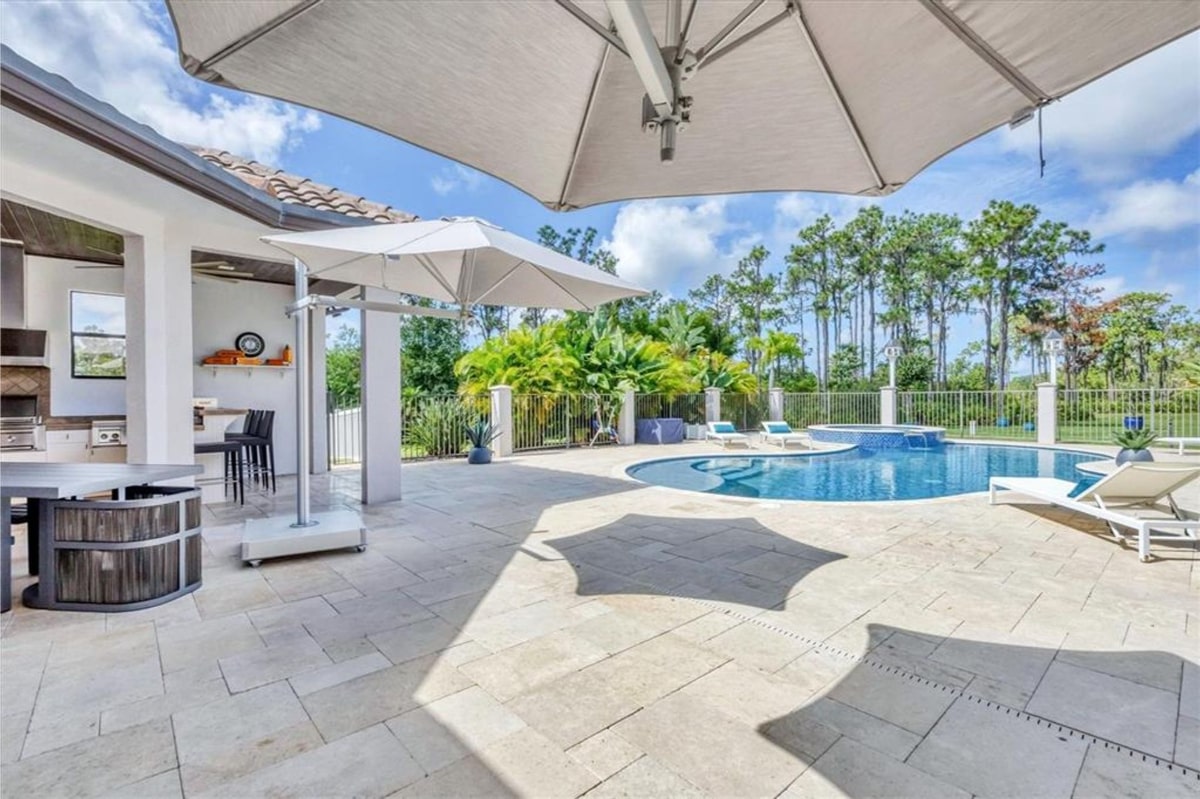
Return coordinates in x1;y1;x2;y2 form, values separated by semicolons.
0;328;49;367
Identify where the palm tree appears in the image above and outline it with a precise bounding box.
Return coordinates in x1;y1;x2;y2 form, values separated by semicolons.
747;330;803;390
658;304;705;360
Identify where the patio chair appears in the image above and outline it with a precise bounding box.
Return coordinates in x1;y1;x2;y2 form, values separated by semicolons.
1159;437;1200;456
706;421;750;449
989;462;1200;561
759;421;813;449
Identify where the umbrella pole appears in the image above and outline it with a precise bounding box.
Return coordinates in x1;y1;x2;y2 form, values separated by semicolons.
293;258;316;528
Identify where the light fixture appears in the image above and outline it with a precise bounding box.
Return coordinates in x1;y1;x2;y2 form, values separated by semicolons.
1043;329;1065;384
884;338;902;388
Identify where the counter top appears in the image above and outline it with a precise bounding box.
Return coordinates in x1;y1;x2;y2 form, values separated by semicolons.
0;462;203;498
197;408;248;416
45;416;124;431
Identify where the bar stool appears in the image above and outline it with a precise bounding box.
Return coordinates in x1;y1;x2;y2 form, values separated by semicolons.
228;410;275;494
226;410;263;488
194;440;244;504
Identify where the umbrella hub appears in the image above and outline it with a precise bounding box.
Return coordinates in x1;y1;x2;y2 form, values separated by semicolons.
640;45;695;163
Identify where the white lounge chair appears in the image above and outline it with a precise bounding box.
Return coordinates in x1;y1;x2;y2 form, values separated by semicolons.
760;421;812;449
1159;437;1200;456
989;462;1200;561
706;421;749;448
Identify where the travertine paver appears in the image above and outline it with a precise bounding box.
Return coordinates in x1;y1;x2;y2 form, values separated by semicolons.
1;441;1197;798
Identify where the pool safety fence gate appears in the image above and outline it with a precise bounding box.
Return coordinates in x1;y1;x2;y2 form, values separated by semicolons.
326;385;1200;465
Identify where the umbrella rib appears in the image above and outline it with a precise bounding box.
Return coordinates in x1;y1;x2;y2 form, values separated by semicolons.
788;2;886;192
471;261;528;306
414;253;462;302
557;38;613;210
916;0;1047;105
554;0;629;57
696;0;767;65
192;0;324;75
696;8;792;72
530;264;594;311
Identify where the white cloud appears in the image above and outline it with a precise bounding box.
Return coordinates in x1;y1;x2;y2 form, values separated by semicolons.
430;164;486;196
0;0;319;164
1002;33;1200;183
1086;170;1200;238
601;198;753;290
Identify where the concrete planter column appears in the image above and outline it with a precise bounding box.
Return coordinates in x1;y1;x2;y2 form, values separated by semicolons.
619;390;636;445
490;385;513;457
768;388;784;422
704;387;723;423
1036;382;1057;445
880;386;897;426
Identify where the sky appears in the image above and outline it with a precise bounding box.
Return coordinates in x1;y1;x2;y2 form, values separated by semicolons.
1;0;1197;358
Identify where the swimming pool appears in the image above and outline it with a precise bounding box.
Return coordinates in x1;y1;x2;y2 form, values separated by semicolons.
626;444;1101;501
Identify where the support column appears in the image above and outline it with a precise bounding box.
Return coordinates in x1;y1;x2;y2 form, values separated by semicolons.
619;390;636;445
124;230;193;466
1036;382;1057;445
880;386;897;426
704;387;722;423
361;287;402;504
490;385;513;457
309;307;328;475
768;388;784;422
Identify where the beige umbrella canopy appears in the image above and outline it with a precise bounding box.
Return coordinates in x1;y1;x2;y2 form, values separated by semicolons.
169;0;1198;210
263;217;646;311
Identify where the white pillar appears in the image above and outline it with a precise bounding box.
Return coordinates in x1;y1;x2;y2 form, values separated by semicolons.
1036;382;1057;445
768;387;784;422
880;386;897;426
309;307;328;475
704;387;722;423
619;390;636;445
124;230;193;465
360;286;402;504
490;385;513;457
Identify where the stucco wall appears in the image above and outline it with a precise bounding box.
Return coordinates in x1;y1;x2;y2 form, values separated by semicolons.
191;277;298;475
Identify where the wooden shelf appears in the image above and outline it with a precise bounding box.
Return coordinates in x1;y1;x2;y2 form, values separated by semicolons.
197;364;294;377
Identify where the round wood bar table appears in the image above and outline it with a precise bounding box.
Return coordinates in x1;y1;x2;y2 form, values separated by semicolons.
1;463;203;612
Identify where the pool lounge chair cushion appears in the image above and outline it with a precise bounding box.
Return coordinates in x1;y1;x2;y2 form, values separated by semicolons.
763;422;792;434
712;422;737;434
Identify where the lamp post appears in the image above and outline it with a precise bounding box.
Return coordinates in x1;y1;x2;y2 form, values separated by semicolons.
884;339;902;389
1043;330;1064;385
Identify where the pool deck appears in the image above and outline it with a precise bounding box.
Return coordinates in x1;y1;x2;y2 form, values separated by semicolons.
2;439;1198;798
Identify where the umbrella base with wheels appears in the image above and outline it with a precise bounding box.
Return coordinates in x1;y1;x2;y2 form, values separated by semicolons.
241;509;366;567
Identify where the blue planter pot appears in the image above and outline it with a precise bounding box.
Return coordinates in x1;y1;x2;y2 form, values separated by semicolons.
996;417;1010;428
1123;416;1145;431
467;447;492;465
1022;421;1036;432
1115;448;1154;466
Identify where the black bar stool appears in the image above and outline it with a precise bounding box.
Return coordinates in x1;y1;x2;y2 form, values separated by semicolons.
195;440;244;504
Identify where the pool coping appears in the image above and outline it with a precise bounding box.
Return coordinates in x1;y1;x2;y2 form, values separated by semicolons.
613;439;1110;506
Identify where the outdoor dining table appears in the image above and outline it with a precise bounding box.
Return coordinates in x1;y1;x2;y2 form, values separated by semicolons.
0;462;203;613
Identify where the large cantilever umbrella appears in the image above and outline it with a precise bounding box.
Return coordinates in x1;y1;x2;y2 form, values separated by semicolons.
168;0;1199;210
239;218;647;564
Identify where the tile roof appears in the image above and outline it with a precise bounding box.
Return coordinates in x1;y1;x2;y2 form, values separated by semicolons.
189;146;418;224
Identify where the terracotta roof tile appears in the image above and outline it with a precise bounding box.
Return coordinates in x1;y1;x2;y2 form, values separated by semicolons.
188;146;418;224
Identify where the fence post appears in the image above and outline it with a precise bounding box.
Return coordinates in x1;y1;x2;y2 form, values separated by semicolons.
490;385;513;457
620;390;636;445
704;387;723;423
880;386;897;426
768;388;784;422
1036;382;1057;445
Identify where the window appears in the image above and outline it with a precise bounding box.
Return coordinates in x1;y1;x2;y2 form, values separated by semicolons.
71;291;126;378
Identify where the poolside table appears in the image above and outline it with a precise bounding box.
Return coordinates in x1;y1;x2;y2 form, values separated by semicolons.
1;463;203;613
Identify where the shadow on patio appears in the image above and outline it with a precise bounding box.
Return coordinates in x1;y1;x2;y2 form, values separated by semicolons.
543;513;845;610
758;622;1199;797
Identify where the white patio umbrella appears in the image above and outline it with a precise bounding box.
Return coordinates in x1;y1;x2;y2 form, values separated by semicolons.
262;217;645;311
239;218;647;563
168;0;1199;210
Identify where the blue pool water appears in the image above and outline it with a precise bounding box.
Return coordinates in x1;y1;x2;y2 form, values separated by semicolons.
626;444;1101;501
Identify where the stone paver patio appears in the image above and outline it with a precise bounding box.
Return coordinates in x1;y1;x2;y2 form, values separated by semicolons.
2;442;1198;798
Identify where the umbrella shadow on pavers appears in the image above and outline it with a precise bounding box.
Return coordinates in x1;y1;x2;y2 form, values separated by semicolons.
757;623;1199;798
543;514;845;610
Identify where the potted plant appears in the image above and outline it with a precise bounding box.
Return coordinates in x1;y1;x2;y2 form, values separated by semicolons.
1113;429;1156;465
464;419;500;464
